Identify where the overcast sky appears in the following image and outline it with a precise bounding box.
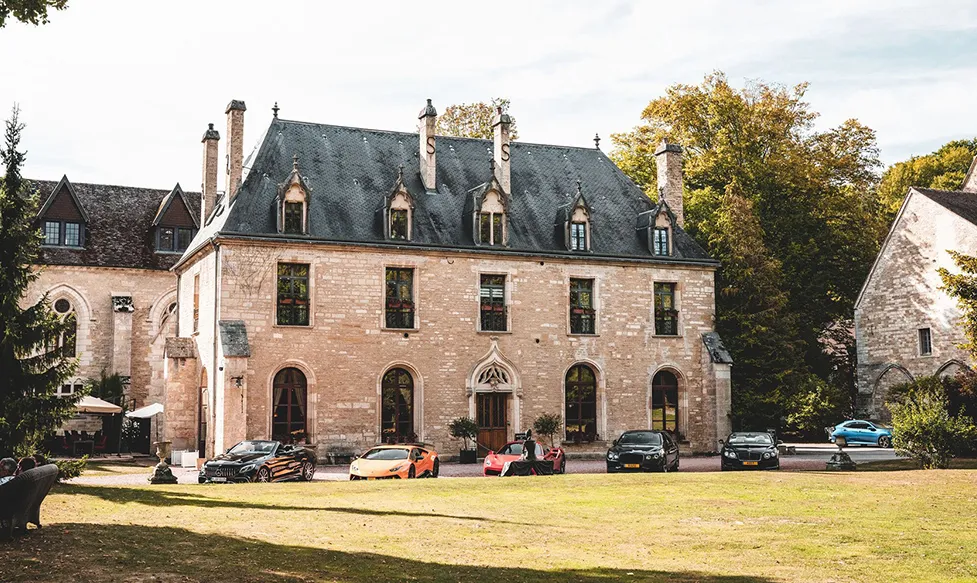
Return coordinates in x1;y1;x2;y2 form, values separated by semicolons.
2;1;975;192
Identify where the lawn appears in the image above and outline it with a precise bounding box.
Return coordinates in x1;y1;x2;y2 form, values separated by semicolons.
2;470;976;583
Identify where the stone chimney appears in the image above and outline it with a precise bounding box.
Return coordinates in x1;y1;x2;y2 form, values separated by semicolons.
655;140;684;227
492;107;512;194
418;99;437;191
963;156;977;193
201;123;220;224
225;100;247;200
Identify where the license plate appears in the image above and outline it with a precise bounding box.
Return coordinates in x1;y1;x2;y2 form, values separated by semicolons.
368;477;376;481
623;464;640;468
743;461;758;466
211;477;227;482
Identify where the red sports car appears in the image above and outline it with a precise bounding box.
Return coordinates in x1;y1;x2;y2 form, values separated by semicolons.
483;440;566;476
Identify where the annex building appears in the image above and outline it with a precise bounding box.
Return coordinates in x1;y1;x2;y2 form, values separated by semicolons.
854;157;977;420
160;99;733;460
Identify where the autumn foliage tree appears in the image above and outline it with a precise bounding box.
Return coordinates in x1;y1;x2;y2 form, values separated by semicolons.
436;98;518;140
0;0;67;27
877;139;977;219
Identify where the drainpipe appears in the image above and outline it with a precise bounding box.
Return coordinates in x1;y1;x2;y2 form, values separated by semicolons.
210;237;221;456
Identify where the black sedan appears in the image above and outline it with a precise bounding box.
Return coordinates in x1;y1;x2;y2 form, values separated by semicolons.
199;440;316;483
606;430;680;473
720;432;780;471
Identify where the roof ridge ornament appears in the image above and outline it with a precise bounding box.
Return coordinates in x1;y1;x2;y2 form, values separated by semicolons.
594;133;600;149
292;154;299;171
272;102;280;119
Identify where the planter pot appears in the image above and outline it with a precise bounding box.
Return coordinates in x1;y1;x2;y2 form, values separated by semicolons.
459;449;477;464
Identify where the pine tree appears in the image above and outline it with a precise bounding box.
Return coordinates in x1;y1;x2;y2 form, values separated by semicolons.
0;105;79;457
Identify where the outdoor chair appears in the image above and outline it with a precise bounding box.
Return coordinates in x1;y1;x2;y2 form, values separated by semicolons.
93;435;108;453
0;464;59;540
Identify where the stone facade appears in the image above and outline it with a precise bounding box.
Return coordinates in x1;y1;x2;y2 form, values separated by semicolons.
855;187;977;420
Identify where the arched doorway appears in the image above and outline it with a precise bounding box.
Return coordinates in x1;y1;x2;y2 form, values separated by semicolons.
272;368;307;443
565;364;597;442
872;364;914;423
651;370;679;435
381;368;415;443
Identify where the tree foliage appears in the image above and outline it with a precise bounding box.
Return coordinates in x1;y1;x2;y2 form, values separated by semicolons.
0;0;67;28
877;139;977;219
448;416;478;450
887;376;977;469
938;250;977;361
611;72;885;429
0;105;80;457
436;98;518;141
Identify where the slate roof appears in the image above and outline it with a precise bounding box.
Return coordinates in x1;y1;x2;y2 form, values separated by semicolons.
218;320;251;357
32;178;200;270
913;187;977;227
701;332;734;364
205;118;713;265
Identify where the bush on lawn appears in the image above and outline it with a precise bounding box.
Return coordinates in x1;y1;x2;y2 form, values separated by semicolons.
888;378;977;469
54;456;87;482
532;413;562;447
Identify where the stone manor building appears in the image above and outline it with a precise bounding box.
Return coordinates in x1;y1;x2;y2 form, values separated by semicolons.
161;99;733;460
855;157;977;420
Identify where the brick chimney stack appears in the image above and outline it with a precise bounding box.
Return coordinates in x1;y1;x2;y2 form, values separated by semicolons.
655;140;684;227
201;123;220;225
492;107;512;194
963;156;977;193
225;100;247;200
418;98;437;191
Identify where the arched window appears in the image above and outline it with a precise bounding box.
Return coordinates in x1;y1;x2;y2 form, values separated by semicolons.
53;298;77;357
272;368;307;442
565;364;597;441
381;368;414;443
651;370;679;434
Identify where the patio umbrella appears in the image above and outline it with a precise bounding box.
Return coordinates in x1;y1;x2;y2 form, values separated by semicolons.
126;402;163;419
75;395;123;414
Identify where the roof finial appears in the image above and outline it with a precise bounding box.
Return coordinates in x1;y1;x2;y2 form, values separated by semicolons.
594;133;601;149
292;154;299;170
398;163;404;180
272;102;280;119
576;178;582;194
490;157;496;173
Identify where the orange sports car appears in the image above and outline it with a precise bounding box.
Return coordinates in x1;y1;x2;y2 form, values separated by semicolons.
349;444;440;480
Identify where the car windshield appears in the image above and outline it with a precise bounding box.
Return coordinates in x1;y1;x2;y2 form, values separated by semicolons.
499;443;544;456
727;433;773;445
229;441;277;454
618;432;662;446
362;448;409;461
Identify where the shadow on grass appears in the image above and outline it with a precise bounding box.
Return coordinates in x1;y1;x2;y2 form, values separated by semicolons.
0;523;777;583
57;484;532;525
855;458;977;471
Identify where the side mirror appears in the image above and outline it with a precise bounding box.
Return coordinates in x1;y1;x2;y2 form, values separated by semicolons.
488;450;494;456
777;440;784;445
718;439;725;446
612;439;618;446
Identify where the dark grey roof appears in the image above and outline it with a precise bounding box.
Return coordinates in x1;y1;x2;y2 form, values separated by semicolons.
165;337;197;359
219;320;251;357
702;332;734;364
32;178;201;270
914;187;977;226
218;118;713;264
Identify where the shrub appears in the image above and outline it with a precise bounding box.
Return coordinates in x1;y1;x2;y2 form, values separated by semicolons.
532;413;562;447
890;382;977;469
448;417;478;450
54;456;87;482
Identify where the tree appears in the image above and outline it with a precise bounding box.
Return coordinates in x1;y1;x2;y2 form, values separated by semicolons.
0;105;79;457
436;98;519;140
0;0;68;28
877;139;977;219
611;72;885;430
939;250;977;361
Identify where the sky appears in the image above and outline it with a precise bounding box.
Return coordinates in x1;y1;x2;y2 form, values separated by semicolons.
1;0;976;193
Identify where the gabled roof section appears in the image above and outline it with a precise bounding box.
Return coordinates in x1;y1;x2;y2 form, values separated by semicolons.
152;183;199;228
384;165;415;208
914;187;977;226
37;175;90;223
276;155;313;201
468;168;509;210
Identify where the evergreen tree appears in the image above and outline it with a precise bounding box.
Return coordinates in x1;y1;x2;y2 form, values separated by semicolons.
0;105;79;457
939;250;977;361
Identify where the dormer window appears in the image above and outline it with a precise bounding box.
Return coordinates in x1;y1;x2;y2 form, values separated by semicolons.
390;209;409;240
277;155;310;236
570;222;587;250
477;189;506;246
654;227;670;256
43;220;84;247
157;226;195;253
284;202;304;234
152;183;199;254
385;178;413;241
562;181;592;252
37;176;89;249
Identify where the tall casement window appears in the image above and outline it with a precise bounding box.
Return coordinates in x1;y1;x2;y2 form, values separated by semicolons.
53;298;77;357
385;267;415;329
569;278;596;335
272;367;307;442
42;220;84;247
653;228;670;256
570;222;587;251
918;328;933;356
479;274;507;332
283;202;304;235
157;226;195;253
277;263;310;326
654;282;678;335
390;209;409;240
565;364;597;441
192;275;200;333
651;370;679;434
479;212;504;246
381;368;415;443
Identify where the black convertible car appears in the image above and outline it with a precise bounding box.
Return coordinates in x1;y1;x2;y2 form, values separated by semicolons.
606;430;680;473
720;432;780;471
199;440;316;483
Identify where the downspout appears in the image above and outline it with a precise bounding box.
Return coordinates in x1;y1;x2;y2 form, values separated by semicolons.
210;237;221;455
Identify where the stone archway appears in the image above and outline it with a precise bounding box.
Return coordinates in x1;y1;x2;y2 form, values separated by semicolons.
872;364;914;423
467;340;521;455
936;359;970;379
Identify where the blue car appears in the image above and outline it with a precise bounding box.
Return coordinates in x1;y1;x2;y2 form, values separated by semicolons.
827;420;893;448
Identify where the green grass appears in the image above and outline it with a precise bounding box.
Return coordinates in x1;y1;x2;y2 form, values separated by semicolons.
2;471;976;582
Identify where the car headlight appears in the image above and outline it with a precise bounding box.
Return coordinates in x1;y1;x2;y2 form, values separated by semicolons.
389;465;404;472
724;450;737;459
646;452;661;460
763;452;775;459
239;464;255;473
484;457;491;465
607;452;619;460
350;464;359;473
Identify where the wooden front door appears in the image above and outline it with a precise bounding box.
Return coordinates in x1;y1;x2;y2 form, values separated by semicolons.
476;393;509;456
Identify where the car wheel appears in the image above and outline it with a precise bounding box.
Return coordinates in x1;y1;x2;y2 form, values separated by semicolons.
408;464;416;479
255;467;271;483
878;436;892;448
300;461;315;481
559;458;566;474
431;459;440;478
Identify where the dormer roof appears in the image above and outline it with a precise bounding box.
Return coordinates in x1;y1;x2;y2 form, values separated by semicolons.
152;183;199;228
36;175;90;223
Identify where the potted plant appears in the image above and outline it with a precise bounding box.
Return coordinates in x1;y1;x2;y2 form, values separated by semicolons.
448;416;478;463
532;413;562;448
